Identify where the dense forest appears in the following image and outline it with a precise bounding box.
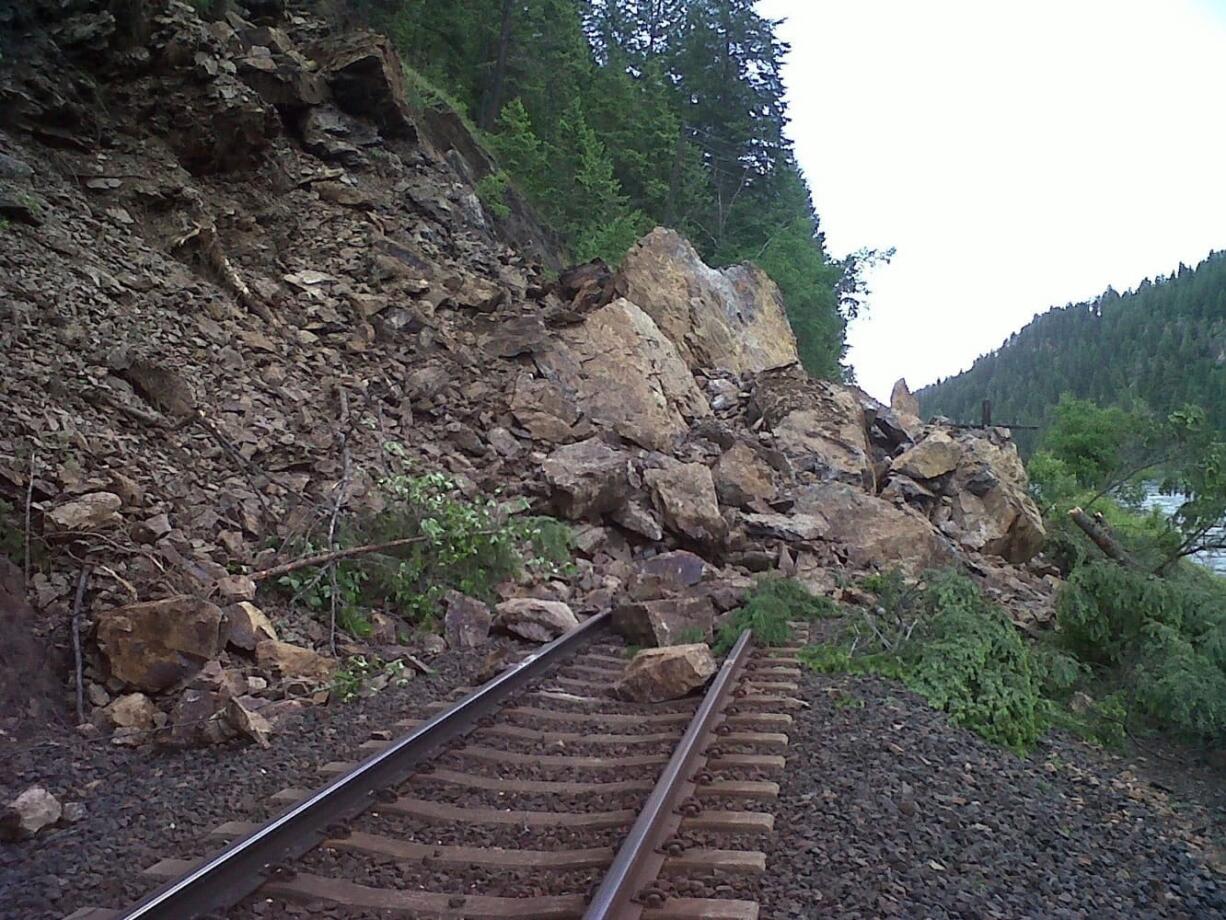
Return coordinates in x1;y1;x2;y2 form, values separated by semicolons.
338;0;883;380
919;251;1226;453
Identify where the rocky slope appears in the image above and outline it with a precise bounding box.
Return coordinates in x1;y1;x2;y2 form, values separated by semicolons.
1;0;1057;752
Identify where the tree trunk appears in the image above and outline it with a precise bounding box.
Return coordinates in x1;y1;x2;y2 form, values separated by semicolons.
479;0;515;130
1069;507;1137;568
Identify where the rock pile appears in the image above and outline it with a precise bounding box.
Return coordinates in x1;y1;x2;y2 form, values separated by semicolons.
0;0;1059;744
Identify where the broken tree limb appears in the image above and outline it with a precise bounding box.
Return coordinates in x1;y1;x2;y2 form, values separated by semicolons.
173;223;275;324
1069;506;1136;567
251;530;502;583
70;564;92;725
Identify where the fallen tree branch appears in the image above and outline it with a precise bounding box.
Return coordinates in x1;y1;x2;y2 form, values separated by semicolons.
173;223;275;324
326;388;353;655
1069;506;1137;567
251;530;501;583
24;449;35;585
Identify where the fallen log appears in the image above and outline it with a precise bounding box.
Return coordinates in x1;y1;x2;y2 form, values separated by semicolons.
1068;507;1136;567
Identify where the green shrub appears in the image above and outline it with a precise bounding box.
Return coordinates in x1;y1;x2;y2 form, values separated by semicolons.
475;171;511;220
801;570;1046;753
714;578;837;654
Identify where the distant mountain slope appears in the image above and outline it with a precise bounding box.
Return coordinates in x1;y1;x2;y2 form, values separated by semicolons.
918;251;1226;454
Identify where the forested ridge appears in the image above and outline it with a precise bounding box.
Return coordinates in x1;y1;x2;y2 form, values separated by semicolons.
337;0;883;380
918;251;1226;453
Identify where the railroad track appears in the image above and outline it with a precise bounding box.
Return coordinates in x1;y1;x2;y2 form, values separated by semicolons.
67;611;808;920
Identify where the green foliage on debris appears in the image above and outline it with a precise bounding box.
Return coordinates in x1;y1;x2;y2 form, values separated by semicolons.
331;655;412;704
714;577;837;655
475;171;512;220
277;459;572;635
801;570;1047;754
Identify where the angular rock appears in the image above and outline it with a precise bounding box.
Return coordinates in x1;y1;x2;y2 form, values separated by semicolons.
752;369;873;488
610;500;663;541
615;228;798;375
946;432;1046;563
892;431;961;481
714;441;777;509
890;377;921;419
225;696;273;748
213;574;256;603
511;373;584;443
638;550;709;589
614;643;716;703
542;437;631;520
165;687;229;747
99;692;160;736
96;596;224;692
536;298;709;451
45;492;122;533
172;74;280;174
613;595;716;647
255;640;335;683
225;601;278;652
442;591;492;650
742;512;829;543
299;104;378;165
317;31;415;138
645;461;727;547
237;49;327;109
1;786;62;841
792;483;954;573
495;598;579;642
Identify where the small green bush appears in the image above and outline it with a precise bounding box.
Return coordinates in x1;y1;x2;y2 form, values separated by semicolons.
714;578;837;654
475;171;511;220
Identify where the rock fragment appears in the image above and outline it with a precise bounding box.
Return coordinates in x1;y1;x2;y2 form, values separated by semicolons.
615;644;717;703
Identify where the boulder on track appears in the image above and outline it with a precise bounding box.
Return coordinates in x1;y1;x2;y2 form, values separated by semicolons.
614;643;717;702
495;598;579;642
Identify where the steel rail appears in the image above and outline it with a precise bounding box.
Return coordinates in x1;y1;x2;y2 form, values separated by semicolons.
583;629;755;919
116;610;611;920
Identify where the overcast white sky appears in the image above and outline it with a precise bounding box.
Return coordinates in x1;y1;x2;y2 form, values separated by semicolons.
758;0;1226;402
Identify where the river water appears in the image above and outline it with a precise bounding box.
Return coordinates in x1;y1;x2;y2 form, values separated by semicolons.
1140;487;1226;574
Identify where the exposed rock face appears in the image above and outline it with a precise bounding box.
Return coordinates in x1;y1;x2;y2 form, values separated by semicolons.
616;228;798;375
443;592;492;650
537;298;709;451
1;786;62;841
96;597;224;692
752;369;873;488
315;31;415;138
793;483;955;573
494;598;579;642
645;461;727;548
613;595;716;647
615;643;717;702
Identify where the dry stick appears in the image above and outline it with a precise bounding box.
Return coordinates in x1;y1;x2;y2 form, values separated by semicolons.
326;388;353;656
251;530;503;583
70;564;92;725
23;449;36;585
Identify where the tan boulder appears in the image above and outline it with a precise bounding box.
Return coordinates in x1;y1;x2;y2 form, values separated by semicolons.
615;228;798;375
96;596;224;692
494;598;579;642
713;442;776;509
99;692;160;732
946;432;1046;563
752;369;873;488
793;483;955;574
255;640;335;683
615;644;717;702
510;373;585;443
45;492;122;533
212;574;256;604
613;595;717;647
536;298;709;451
890;378;921;419
225;602;278;652
1;786;62;841
892;431;962;481
645;461;727;547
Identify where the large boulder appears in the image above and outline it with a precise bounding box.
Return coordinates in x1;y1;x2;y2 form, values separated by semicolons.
510;373;585;444
644;461;727;547
225;602;278;652
891;431;961;481
713;441;777;509
751;369;873;488
45;492;122;533
793;483;955;573
535;298;709;451
613;595;717;647
95;597;224;692
494;598;579;642
542;437;632;520
315;31;415;138
944;432;1046;563
255;640;335;683
614;644;717;702
615;228;798;375
890;377;921;419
